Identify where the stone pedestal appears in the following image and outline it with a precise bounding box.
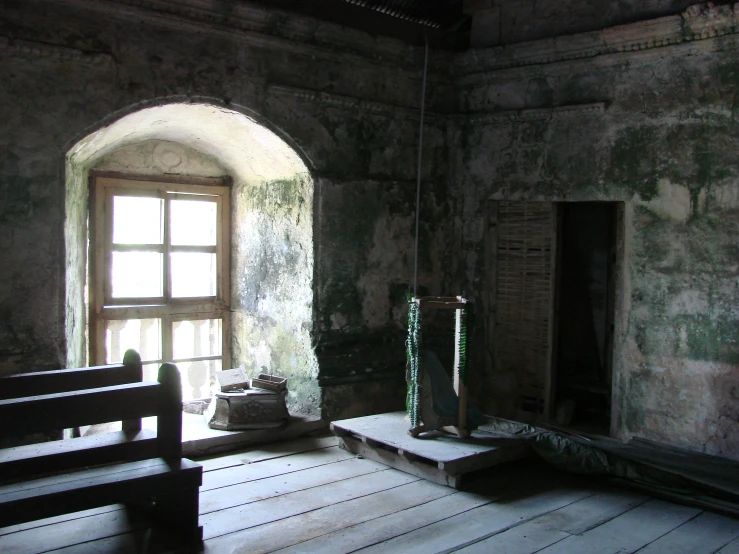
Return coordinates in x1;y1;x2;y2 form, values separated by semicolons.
206;389;289;431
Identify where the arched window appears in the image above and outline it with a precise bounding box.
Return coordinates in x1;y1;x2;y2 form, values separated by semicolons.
65;102;320;414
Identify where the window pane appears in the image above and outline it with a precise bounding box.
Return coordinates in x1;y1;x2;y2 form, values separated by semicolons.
170;199;217;246
178;359;222;401
113;196;163;245
170;253;216;297
105;319;161;364
172;319;222;360
111;252;163;298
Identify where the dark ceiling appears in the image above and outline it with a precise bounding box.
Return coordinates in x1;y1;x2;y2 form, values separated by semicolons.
249;0;470;49
340;0;465;29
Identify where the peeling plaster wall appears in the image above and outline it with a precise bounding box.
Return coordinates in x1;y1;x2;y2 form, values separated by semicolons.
231;172;317;416
454;10;739;459
0;0;451;420
6;0;736;451
466;0;705;46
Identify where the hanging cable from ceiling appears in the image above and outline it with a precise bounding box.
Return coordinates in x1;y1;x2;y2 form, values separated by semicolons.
413;35;428;297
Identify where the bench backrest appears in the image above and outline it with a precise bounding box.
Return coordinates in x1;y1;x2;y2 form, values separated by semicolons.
0;350;182;461
0;350;143;401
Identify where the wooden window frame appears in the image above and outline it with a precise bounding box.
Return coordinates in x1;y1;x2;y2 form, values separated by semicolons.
89;172;231;374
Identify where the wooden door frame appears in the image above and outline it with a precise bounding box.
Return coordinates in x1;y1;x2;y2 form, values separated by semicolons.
486;199;625;433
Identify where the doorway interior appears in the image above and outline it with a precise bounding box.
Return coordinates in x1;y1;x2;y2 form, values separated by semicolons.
551;202;618;436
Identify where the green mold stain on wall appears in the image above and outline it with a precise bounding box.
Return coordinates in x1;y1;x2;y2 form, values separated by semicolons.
244;175;309;214
608;127;661;200
680;315;739;364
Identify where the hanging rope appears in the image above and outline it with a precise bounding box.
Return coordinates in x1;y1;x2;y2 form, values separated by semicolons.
412;36;428;297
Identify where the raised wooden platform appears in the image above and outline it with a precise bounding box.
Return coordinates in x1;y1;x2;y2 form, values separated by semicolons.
331;412;532;488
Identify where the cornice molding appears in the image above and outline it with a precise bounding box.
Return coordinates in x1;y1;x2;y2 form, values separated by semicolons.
1;33;606;127
267;84;433;121
0;34;431;120
0;36;112;67
456;2;739;80
44;0;449;74
270;85;606;126
458;103;606;126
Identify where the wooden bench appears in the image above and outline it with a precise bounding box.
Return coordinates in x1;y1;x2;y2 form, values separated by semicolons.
0;349;203;542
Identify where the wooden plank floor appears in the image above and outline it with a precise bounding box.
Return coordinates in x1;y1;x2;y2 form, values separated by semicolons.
1;434;738;554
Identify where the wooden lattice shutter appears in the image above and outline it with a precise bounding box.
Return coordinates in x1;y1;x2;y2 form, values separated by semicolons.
488;200;557;420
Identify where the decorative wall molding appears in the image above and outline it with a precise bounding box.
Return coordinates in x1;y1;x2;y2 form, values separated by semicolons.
458;103;606;126
43;0;447;74
0;32;427;122
0;36;112;67
455;2;739;80
0;33;605;128
268;84;433;121
271;84;606;125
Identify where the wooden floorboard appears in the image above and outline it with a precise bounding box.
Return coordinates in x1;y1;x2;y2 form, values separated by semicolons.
45;526;191;554
454;489;648;554
200;457;386;514
202;446;354;491
1;508;146;554
0;445;354;544
196;435;337;472
238;435;338;463
535;499;701;554
718;537;739;553
0;504;120;537
270;463;574;554
354;485;595;554
634;511;739;553
204;479;456;553
3;435;738;554
202;469;419;540
272;488;498;554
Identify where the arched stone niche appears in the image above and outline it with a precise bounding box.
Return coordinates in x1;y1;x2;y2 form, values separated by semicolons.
65;102;320;416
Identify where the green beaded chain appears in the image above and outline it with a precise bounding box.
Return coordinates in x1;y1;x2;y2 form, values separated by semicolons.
406;297;421;428
457;307;468;384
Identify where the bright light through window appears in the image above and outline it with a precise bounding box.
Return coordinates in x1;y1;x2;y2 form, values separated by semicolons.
171;199;217;246
113;196;163;244
92;176;230;402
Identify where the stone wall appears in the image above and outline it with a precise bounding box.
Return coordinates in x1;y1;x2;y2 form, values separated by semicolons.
465;0;707;47
453;4;739;459
0;0;452;418
1;0;737;456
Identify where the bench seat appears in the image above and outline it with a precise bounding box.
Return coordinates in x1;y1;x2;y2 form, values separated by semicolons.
0;429;158;481
0;457;203;541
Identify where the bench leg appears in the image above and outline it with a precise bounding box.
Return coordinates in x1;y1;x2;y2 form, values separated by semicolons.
147;486;202;544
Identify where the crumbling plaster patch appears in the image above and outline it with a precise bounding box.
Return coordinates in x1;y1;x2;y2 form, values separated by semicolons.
639;178;693;223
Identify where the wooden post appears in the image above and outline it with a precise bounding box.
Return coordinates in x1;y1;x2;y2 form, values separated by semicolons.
122;349;143;433
157;363;182;461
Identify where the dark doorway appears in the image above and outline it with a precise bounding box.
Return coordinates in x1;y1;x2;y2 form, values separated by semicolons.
552;202;617;436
